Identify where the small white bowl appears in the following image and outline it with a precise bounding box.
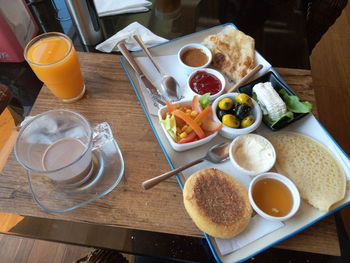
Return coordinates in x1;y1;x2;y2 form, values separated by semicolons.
248;172;301;221
229;134;276;177
158;100;218;151
177;43;212;75
187;68;225;101
212;93;262;139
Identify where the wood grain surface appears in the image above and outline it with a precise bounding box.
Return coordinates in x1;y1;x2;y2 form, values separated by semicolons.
0;52;339;255
0;233;91;263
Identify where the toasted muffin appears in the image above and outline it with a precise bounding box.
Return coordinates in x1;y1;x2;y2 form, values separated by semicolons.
183;168;252;239
266;132;346;211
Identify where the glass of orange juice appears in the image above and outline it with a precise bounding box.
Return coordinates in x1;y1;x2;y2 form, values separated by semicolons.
24;32;85;103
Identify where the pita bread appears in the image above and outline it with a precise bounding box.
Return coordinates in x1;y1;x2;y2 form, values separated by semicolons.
203;27;255;82
266;132;346;211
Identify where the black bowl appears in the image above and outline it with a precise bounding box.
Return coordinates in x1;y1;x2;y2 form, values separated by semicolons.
238;71;309;131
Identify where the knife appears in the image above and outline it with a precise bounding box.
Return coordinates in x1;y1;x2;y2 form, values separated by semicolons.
117;42;166;106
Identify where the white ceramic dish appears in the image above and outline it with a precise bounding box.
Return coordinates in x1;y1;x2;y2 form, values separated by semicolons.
248;172;301;221
177;43;212;75
212;93;262;139
229;134;276;177
158;100;218;151
187;68;225;101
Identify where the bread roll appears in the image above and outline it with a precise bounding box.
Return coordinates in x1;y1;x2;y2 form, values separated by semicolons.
266;132;346;211
183;168;252;239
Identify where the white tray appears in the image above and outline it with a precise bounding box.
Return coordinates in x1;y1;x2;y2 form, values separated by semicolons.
120;23;350;263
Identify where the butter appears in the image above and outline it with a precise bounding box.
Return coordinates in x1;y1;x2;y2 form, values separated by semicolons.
231;134;275;174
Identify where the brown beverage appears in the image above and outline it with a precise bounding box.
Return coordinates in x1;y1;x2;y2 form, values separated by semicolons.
42;138;91;184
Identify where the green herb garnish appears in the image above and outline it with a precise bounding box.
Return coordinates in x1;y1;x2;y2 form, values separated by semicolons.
199;93;211;109
160;114;177;141
279;90;313;113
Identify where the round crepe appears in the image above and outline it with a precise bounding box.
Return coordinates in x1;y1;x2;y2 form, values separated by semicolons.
266;132;346;211
183;168;252;239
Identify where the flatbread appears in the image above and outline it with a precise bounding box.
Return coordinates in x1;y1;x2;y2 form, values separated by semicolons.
266;132;346;211
203;27;255;82
183;168;252;238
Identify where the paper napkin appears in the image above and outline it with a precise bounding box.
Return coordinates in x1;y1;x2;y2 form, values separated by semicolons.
93;0;152;17
96;22;167;53
215;215;284;255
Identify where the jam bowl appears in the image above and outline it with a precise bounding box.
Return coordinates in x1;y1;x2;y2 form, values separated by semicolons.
187;68;225;101
177;43;212;75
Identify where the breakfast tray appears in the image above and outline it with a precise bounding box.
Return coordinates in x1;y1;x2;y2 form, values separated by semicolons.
119;23;350;263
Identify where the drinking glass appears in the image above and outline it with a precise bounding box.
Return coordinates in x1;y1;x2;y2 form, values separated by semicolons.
14;109;124;212
15;110;95;184
24;32;85;103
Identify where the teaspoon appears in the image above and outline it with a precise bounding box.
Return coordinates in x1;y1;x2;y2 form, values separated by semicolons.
141;142;230;190
133;34;181;101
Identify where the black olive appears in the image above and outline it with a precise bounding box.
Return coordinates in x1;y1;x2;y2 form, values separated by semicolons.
231;103;240;115
217;109;228;121
236;104;252;120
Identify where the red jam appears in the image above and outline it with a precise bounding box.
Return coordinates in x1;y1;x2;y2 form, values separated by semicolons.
189;71;222;95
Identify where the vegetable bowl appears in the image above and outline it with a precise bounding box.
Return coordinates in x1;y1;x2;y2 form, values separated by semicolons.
158;96;223;151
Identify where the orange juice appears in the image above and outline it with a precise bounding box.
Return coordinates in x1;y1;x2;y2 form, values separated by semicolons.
25;32;85;102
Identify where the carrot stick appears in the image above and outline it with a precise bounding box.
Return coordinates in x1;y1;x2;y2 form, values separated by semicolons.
173;110;205;139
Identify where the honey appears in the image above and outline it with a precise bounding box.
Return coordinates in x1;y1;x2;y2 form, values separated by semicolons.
252;178;293;217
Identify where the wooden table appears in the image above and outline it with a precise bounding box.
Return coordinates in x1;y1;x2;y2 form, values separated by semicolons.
0;52;340;260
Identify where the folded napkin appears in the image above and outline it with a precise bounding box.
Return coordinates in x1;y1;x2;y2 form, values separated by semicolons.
215;215;284;255
96;22;167;53
93;0;152;17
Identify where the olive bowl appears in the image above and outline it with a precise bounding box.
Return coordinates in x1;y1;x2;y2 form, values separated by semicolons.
212;93;262;139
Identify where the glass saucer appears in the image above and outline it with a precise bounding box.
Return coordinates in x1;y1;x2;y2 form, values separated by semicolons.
26;138;124;213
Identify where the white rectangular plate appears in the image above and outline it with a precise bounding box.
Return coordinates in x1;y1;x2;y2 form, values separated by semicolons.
120;23;350;263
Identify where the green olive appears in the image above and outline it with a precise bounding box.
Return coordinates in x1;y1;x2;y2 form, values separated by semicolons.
236;93;252;105
218;98;234;111
241;115;255;128
222;114;240;128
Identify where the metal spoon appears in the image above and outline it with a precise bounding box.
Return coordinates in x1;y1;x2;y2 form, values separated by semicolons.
133;34;181;101
141;142;230;190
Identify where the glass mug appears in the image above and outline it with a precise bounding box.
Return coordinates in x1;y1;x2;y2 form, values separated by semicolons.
14;109;112;186
24;32;85;103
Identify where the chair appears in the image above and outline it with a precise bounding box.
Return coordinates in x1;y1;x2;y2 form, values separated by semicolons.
0;84;17;172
